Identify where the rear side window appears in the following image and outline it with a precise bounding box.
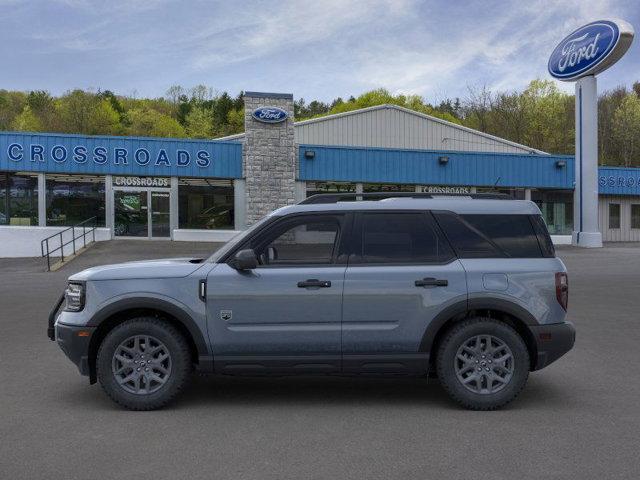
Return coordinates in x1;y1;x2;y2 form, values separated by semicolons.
530;214;555;257
355;212;454;264
462;215;543;258
433;212;501;258
434;212;549;258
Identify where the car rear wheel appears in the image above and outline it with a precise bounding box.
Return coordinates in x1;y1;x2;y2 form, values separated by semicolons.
96;317;192;410
436;317;529;410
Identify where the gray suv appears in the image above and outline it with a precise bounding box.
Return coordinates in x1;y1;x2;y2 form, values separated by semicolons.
49;193;575;411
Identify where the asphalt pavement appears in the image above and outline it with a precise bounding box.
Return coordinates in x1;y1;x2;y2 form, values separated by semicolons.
1;240;639;479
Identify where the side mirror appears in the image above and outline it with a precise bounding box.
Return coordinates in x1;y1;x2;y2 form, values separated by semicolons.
231;249;258;270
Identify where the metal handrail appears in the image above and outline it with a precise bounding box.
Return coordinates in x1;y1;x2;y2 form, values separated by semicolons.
299;192;514;204
41;217;97;271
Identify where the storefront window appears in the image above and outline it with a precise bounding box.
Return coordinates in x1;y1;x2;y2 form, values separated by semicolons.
477;187;526;199
609;203;620;229
306;182;356;196
532;189;573;235
0;172;38;226
362;183;415;193
178;178;234;230
46;175;105;227
631;204;640;229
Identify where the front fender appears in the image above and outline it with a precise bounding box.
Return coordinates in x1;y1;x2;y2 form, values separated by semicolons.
89;294;211;361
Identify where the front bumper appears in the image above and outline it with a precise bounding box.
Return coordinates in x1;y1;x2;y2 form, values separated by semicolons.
530;321;576;371
48;291;94;377
55;322;95;376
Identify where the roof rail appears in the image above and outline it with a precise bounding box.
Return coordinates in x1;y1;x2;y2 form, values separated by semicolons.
299;192;513;205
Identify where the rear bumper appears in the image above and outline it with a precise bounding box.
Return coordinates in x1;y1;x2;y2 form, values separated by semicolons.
530;321;576;371
55;322;95;376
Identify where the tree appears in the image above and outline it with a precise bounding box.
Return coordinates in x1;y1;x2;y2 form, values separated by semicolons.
11;105;42;131
127;107;186;138
87;99;122;135
165;85;185;104
519;80;573;153
225;108;244;135
185;107;213;138
611;93;640;167
57;90;97;134
0;90;27;130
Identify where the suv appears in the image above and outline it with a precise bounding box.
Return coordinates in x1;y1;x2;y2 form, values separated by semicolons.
49;193;575;411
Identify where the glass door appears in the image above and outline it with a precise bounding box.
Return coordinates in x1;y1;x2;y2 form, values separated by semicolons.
151;191;171;238
114;190;148;237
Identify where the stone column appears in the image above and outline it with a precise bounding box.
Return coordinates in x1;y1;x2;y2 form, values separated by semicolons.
243;92;296;225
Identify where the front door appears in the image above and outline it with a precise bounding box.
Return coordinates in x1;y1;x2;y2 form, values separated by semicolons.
341;211;468;374
113;189;171;238
206;213;348;374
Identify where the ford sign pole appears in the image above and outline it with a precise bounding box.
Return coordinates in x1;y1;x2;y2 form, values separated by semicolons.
549;19;634;247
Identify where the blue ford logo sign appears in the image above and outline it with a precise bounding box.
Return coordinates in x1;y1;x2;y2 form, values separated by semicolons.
252;106;288;123
548;20;634;81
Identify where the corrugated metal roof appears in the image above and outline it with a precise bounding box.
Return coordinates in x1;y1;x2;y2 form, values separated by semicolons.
217;104;546;155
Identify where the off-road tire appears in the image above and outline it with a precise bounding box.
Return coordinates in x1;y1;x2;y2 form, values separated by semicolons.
436;317;529;411
97;317;192;410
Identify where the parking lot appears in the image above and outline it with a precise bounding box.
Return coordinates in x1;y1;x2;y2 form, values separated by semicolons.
1;240;639;479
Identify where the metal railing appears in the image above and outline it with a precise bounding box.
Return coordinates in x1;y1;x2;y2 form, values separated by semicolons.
41;217;97;271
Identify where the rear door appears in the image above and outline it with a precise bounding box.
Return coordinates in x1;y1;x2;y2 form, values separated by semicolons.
341;211;467;374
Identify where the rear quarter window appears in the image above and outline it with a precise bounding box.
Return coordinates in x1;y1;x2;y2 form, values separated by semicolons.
434;212;551;258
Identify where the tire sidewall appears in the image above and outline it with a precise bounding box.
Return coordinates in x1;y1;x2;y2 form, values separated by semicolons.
97;318;190;410
437;318;530;410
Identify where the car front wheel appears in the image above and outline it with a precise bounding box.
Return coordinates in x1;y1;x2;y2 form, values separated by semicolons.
96;317;192;410
436;317;530;410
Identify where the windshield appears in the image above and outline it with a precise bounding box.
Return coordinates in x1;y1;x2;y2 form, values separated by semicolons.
206;214;273;263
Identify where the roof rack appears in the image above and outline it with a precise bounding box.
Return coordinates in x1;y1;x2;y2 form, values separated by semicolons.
299;192;513;205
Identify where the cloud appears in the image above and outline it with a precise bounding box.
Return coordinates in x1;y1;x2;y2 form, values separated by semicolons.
1;0;637;99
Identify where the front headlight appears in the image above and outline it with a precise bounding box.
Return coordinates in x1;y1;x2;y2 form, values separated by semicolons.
64;282;85;312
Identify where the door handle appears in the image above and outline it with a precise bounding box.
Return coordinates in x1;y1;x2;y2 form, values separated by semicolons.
297;279;331;288
415;277;448;287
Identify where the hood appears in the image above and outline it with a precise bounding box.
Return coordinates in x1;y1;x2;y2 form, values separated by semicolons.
69;257;206;281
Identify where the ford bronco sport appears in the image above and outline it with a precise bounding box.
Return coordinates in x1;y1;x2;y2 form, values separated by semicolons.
49;192;575;411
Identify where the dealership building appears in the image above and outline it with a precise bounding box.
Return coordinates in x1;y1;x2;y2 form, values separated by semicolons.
1;91;639;257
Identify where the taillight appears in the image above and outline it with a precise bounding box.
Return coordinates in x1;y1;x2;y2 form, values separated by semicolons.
555;272;568;311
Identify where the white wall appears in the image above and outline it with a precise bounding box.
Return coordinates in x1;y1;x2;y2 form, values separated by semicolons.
0;226;111;258
551;235;572;245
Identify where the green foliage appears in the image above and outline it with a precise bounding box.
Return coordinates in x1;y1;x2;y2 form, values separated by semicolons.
1;81;640;165
12;105;42;131
127;107;186;138
313;88;462;124
185;107;213;138
611;93;640;167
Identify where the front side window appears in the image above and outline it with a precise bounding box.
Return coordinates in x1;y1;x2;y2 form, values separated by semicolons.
248;215;342;266
609;203;621;229
355;212;453;264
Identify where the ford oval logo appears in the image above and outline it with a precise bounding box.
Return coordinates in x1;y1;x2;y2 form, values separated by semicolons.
252;106;288;123
548;20;626;81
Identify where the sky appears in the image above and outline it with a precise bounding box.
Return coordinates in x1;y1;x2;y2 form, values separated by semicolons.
1;0;639;103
